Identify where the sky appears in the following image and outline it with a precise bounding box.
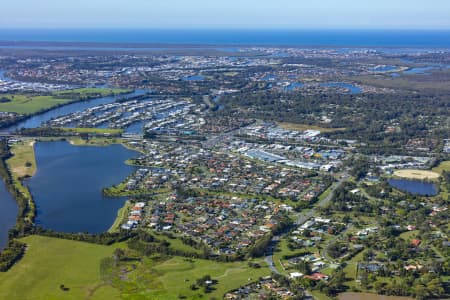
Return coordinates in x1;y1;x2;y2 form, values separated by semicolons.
1;0;450;29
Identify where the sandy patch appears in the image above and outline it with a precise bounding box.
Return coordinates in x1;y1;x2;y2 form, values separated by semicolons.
394;169;440;180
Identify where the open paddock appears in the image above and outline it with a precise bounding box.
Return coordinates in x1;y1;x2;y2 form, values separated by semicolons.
393;169;440;180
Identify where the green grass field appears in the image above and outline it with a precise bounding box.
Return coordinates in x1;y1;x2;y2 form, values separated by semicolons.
0;94;70;114
432;160;450;200
6;139;37;221
7;139;36;178
0;88;130;115
432;160;450;174
311;290;333;300
108;201;132;233
0;235;119;300
399;230;419;241
68;137;120;146
0;235;270;300
342;250;365;289
143;256;270;300
152;232;205;256
272;238;311;275
54;88;131;97
61;127;124;135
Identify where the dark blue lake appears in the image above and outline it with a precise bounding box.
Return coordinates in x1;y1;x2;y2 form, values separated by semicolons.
183;75;205;81
0;179;18;250
26;141;136;233
321;82;362;94
388;179;438;196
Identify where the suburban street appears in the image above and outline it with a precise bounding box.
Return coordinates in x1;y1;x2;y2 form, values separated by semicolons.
264;173;350;274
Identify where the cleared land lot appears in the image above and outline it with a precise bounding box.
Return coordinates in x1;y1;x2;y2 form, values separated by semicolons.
393;169;440;180
0;88;129;114
0;235;119;300
0;94;72;114
277;122;345;133
144;256;269;300
0;235;270;300
7;139;36;178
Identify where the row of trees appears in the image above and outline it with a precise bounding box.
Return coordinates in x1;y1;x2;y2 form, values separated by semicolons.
218;90;449;154
0;240;25;272
0;140;34;237
33;227;135;245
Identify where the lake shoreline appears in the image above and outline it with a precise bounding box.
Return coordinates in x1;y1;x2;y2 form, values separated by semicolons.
27;140;137;234
0;136;137;252
388;178;438;196
1;89;134;131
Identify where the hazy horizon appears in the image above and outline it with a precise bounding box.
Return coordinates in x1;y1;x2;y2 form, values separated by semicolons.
2;26;449;31
1;0;450;30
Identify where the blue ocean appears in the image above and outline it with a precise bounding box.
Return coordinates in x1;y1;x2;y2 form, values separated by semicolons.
0;29;449;47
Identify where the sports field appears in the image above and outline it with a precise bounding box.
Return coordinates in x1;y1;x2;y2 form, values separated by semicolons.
393;169;440;180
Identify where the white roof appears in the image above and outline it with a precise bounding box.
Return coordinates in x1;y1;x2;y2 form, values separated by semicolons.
290;272;304;278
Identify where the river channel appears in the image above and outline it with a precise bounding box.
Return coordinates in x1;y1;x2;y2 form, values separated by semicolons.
6;89;146;131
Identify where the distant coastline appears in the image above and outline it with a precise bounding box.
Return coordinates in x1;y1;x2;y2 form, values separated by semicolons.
0;29;450;48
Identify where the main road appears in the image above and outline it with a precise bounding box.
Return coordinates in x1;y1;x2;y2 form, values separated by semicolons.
204;127;351;275
264;173;349;274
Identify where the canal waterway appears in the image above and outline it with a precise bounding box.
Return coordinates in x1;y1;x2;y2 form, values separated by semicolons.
26;141;137;233
0;88;146;246
6;89;147;131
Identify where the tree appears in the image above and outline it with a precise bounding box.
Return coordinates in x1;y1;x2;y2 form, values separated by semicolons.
426;278;444;297
113;248;125;261
327;270;346;295
247;234;272;258
295;261;312;275
413;283;429;300
374;281;386;294
349;156;369;180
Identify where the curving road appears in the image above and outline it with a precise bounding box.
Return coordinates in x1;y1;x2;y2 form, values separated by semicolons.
264;173;349;274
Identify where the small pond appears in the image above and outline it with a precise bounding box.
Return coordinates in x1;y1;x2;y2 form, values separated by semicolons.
388;179;438;196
